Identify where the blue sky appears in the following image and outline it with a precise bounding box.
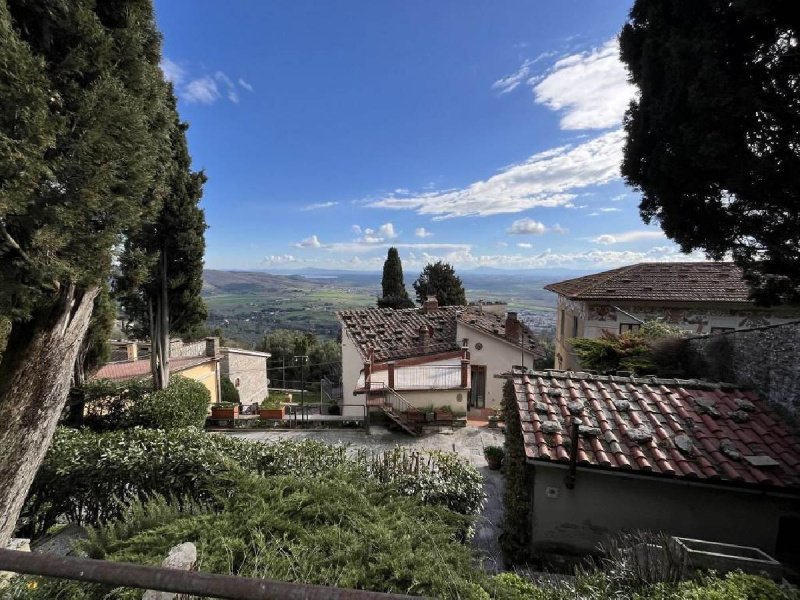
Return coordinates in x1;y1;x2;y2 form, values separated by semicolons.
154;1;698;272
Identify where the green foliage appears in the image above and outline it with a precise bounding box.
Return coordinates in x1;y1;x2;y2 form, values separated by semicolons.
257;329;341;382
620;2;800;305
80;378;153;430
413;261;467;306
378;247;414;309
484;573;545;600
570;320;688;375
500;378;531;565
125;376;209;429
484;445;504;460
19;427;484;539
220;376;240;404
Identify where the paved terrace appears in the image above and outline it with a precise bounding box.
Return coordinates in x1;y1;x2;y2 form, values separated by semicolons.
228;425;507;573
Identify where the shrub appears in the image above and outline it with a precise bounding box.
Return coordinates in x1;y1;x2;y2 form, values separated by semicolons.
500;378;531;566
220;376;240;404
19;427;484;539
11;472;489;600
79;379;152;430
125;376;209;429
484;445;504;460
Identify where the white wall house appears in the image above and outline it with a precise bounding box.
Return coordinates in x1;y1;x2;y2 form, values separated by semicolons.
339;297;544;419
546;262;800;371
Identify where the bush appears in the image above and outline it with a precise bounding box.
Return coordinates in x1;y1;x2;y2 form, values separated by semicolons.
220;376;240;404
10;472;489;600
18;427;484;539
125;376;209;429
484;445;504;460
79;379;152;430
501;378;531;566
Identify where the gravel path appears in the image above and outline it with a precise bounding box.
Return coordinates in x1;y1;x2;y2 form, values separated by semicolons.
229;425;507;572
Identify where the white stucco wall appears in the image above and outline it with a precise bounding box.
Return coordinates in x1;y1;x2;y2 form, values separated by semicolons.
457;322;538;409
341;327;366;417
530;464;799;557
395;388;468;413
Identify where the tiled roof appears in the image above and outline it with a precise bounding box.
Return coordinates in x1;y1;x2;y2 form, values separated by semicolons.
91;356;217;381
544;262;751;303
513;369;800;490
338;307;462;362
338;306;543;362
458;310;542;356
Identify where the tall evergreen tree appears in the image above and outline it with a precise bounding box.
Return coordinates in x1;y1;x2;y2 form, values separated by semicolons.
0;0;172;545
377;247;414;309
412;261;467;306
117;90;207;389
620;1;800;304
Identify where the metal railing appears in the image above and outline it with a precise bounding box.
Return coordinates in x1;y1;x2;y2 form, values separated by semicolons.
391;365;462;390
0;549;424;599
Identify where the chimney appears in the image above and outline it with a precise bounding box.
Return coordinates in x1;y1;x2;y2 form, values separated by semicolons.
363;359;372;389
125;341;138;362
418;325;431;351
423;295;439;313
505;312;521;343
205;337;220;357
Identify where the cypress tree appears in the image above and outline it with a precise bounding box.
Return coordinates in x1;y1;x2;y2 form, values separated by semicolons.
0;0;172;545
377;247;414;309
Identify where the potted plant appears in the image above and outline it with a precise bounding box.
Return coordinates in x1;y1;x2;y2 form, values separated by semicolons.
484;445;504;470
259;397;285;420
211;401;238;420
434;405;454;422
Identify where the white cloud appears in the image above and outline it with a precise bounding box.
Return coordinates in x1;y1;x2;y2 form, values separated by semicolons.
160;58;185;86
351;224;362;234
507;218;547;235
551;224;569;234
378;222;397;239
598;207;622;212
611;193;627;202
368;129;623;219
492;58;536;95
415;227;433;238
533;39;635;130
263;254;299;264
182;76;220;104
517;242;533;249
592;230;667;245
496;241;509;247
301;201;339;211
238;78;254;92
295;235;322;248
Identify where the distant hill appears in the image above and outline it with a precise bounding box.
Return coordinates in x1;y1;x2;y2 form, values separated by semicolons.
202;270;320;296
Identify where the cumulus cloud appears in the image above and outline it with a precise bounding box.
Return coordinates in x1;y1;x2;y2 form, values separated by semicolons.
507;218;547;235
533;39;635;130
517;242;533;249
368;129;624;220
161;58;246;106
182;76;219;104
351;224;362;234
301;201;339;211
263;254;300;264
295;235;322;248
415;227;433;238
378;222;397;239
592;230;667;245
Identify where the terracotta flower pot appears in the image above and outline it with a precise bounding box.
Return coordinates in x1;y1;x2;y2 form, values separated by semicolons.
259;406;285;420
211;406;238;419
486;456;502;470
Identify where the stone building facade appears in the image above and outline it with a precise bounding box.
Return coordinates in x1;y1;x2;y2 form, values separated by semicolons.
220;347;270;406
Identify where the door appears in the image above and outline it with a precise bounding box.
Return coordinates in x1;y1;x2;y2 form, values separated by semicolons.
470;366;486;409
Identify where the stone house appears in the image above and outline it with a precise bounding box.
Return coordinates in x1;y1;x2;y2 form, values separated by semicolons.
93;338;222;403
510;368;800;566
545;262;800;371
220;347;270;406
338;297;543;421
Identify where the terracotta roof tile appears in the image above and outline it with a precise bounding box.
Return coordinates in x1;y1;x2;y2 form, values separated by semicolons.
91;356;216;382
544;262;753;303
337;305;543;363
512;369;800;490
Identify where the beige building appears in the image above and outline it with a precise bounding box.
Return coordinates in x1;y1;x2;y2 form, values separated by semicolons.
339;297;543;424
545;262;800;371
510;368;800;564
220;347;270;406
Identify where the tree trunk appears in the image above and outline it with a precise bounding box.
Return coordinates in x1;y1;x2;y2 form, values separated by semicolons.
0;284;98;547
151;250;170;390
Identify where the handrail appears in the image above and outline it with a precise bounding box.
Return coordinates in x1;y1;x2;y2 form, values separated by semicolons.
0;549;426;600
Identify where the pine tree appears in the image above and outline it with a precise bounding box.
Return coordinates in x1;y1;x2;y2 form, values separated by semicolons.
0;0;172;545
377;247;414;309
620;1;800;304
117;90;208;389
412;261;467;306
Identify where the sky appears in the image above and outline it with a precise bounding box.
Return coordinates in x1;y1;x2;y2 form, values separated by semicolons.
154;1;701;273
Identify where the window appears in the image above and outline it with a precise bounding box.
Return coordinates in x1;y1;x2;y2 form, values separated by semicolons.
235;377;241;388
710;327;735;334
572;316;579;337
619;323;641;334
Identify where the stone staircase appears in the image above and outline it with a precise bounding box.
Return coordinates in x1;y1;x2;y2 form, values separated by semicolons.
365;383;423;436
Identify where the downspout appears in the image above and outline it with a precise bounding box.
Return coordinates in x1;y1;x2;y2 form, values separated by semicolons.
565;418;581;490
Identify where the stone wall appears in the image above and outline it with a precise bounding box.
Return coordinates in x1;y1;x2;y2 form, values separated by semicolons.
686;321;800;414
221;349;268;405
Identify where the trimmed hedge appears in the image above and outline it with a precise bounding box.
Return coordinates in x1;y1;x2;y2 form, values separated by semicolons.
18;427;484;539
220;376;240;404
125;376;209;429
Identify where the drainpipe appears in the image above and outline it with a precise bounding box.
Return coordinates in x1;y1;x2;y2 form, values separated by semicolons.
565;418;581;490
